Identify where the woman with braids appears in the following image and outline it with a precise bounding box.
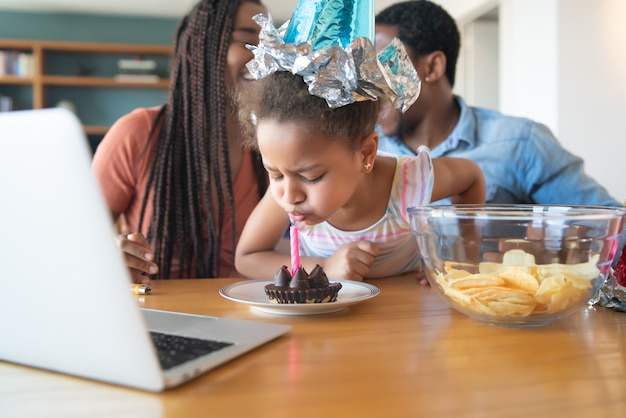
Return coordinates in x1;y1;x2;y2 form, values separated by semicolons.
92;0;268;283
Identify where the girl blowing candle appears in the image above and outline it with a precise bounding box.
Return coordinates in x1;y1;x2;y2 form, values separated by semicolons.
234;71;485;282
234;2;485;282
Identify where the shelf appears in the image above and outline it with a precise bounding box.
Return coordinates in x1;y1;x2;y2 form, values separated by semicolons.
42;75;169;88
0;38;171;54
37;40;172;55
83;125;110;135
0;38;172;135
0;75;34;85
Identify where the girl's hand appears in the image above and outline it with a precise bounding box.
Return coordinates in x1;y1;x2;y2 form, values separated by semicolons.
323;241;379;281
117;232;158;284
416;269;429;286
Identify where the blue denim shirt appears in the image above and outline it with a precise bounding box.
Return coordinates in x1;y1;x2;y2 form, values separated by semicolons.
377;96;621;207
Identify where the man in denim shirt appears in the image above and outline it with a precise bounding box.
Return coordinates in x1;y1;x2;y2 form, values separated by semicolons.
375;0;621;208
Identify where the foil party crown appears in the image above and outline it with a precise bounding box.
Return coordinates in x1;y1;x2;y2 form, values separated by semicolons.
246;0;420;110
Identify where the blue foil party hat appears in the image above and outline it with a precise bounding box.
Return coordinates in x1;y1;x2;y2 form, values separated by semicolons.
246;0;420;110
284;0;374;51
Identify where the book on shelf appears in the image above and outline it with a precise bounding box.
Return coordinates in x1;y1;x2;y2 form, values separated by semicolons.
114;73;160;83
0;95;14;112
117;58;157;72
0;50;34;77
115;57;161;83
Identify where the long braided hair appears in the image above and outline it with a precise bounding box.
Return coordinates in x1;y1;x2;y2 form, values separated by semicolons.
138;0;268;279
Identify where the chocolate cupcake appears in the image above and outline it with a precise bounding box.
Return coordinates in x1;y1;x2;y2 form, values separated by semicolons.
265;264;342;304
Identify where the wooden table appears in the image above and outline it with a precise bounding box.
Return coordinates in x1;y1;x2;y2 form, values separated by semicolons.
1;275;625;417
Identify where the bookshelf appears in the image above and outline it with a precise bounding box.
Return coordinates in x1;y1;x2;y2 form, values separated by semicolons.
0;39;171;136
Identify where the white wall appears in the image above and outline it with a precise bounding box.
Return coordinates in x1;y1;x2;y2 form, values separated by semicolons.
463;19;499;110
499;0;558;133
437;0;498;22
557;0;626;204
446;0;625;203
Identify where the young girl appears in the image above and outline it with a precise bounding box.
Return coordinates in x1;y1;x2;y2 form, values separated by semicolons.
234;71;485;281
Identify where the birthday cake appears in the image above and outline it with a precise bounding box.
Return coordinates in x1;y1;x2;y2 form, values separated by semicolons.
264;265;342;304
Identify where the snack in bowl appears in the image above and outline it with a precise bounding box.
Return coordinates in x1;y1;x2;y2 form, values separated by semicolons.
435;249;600;317
265;264;342;304
408;204;625;327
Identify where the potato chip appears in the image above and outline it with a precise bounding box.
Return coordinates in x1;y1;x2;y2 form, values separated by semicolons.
502;249;536;267
434;249;599;318
497;267;539;293
468;286;535;304
565;276;596;290
486;301;535;317
478;262;501;275
465;300;497;316
443;287;474;305
448;274;505;290
444;261;478;274
534;276;566;305
549;289;584;313
461;286;508;299
445;268;473;280
536;255;600;284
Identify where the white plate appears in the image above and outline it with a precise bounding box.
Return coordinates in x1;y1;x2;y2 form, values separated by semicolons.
219;280;379;315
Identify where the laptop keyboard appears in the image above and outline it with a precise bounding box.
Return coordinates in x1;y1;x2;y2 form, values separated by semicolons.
150;331;234;370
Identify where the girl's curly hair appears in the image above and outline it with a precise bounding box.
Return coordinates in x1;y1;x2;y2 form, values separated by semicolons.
237;71;380;150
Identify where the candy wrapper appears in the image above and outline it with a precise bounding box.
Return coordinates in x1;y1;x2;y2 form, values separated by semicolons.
246;0;420;110
594;242;626;312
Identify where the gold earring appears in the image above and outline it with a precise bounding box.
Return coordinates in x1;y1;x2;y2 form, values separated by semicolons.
424;76;430;82
364;162;372;170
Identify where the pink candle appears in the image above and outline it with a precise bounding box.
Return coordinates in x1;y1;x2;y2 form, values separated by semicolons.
290;225;300;276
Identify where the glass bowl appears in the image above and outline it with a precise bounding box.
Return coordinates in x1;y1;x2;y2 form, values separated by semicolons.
408;205;625;327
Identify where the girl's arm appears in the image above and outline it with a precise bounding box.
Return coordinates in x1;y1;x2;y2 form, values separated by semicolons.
430;157;486;204
236;190;380;281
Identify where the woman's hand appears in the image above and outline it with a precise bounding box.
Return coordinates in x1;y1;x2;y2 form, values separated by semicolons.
117;232;158;284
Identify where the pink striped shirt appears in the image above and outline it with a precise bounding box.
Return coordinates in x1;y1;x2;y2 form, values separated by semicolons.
298;147;434;278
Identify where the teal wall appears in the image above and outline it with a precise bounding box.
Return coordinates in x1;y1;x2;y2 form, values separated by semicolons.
0;11;180;151
0;11;179;44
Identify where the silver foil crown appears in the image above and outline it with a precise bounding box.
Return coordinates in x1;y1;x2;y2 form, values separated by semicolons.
246;13;420;111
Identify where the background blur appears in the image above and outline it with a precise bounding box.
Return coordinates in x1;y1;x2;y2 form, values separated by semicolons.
0;0;624;203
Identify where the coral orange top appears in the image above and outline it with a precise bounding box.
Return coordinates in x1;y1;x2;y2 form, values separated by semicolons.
92;107;261;278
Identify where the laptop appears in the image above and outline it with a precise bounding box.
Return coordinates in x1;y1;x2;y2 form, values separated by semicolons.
0;108;290;392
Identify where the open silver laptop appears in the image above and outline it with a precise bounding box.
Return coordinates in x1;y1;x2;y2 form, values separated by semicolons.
0;108;290;392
